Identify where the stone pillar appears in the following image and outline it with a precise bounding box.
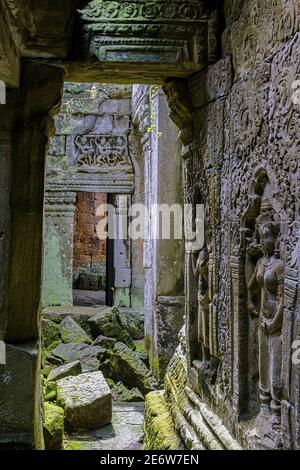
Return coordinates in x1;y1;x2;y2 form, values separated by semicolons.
113;194;132;307
0;62;64;449
0;130;11;341
146;88;184;382
129;129;145;308
42;191;77;307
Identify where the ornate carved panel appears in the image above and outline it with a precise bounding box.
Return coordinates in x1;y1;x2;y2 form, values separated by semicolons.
75;134;132;170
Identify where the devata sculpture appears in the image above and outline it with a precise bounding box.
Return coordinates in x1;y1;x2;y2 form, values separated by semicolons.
247;200;284;413
192;246;211;369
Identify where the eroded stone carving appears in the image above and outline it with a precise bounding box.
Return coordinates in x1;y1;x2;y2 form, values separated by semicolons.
79;1;206;21
191;247;210;368
247;199;284;412
75;134;130;169
163;79;194;147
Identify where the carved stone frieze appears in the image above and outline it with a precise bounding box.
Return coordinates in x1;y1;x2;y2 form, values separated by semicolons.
78;0;220;76
79;1;207;22
75;134;131;170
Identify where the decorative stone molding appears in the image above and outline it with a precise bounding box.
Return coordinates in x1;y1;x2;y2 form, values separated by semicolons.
78;0;220;80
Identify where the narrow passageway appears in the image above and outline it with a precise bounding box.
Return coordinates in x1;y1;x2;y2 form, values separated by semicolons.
1;1;299;453
41;82;154;450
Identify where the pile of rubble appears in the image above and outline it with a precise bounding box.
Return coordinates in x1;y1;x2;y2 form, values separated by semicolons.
41;306;157;449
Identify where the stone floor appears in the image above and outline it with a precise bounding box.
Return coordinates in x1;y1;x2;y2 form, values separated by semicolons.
64;402;144;451
73;289;106;307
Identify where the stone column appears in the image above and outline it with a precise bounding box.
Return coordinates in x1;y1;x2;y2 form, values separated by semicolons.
129;129;145;308
42;191;77;307
0;62;64;449
113;194;132;307
146;88;184;382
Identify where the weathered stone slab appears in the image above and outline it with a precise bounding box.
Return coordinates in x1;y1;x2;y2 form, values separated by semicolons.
51;343;105;372
117;308;145;340
59;316;92;345
57;372;112;430
88;307;122;338
101;342;158;395
92;335;117;348
43;306;102;335
48;360;82;382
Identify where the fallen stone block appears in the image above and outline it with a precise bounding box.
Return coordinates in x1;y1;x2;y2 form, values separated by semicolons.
43;306;101;336
101;342;158;395
92;335;117;348
57;371;112;430
117;308;145;340
59;316;92;345
88;307;122;338
107;380;144;402
88;307;135;349
48;360;82;382
51;343;105;372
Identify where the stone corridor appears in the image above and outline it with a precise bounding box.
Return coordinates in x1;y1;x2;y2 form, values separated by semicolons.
0;0;300;453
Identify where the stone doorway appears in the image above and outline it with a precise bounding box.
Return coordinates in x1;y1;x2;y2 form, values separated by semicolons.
41;82;142;311
73;192;108;307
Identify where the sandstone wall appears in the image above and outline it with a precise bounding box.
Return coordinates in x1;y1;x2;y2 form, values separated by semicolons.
157;0;300;450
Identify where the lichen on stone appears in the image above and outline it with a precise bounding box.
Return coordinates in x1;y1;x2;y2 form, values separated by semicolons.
144;390;183;450
43;402;64;450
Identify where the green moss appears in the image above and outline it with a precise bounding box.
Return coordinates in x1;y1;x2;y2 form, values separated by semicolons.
43;402;64;450
41;348;47;369
134;340;146;356
44;380;57;403
47;339;62;352
64;440;85;451
144;390;182;450
42;318;60;348
41;367;51;378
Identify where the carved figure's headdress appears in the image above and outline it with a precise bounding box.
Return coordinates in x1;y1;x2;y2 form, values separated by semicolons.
257;198;280;240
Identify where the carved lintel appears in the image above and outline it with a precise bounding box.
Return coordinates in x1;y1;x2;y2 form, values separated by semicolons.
78;1;218;74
